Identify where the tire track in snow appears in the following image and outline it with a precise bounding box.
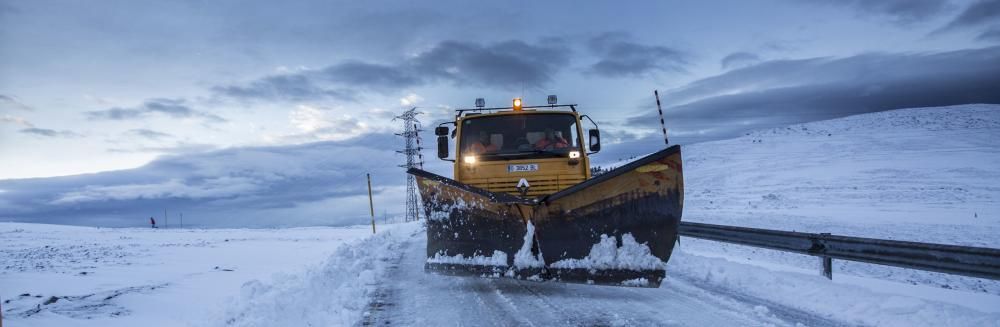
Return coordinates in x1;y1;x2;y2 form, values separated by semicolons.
666;273;853;327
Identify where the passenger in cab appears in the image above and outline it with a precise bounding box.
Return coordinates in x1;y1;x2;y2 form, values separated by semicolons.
534;128;569;150
468;131;499;154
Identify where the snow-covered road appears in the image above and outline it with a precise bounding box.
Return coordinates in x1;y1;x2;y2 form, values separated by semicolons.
361;230;839;327
4;222;998;326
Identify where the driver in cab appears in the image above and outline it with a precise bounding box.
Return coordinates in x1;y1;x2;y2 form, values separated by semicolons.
534;128;569;150
468;131;499;154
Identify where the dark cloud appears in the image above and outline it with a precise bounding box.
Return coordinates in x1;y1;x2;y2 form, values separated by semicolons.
803;0;952;25
0;2;17;16
20;127;81;138
319;61;421;89
127;128;173;140
938;0;1000;32
586;33;687;78
623;46;1000;148
720;52;762;70
979;27;1000;41
0;94;33;111
409;40;570;88
214;39;570;102
0;133;409;227
212;74;357;102
86;98;226;123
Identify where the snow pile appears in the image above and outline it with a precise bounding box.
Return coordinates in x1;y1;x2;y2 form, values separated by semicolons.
223;223;420;326
620;278;650;287
426;250;508;266
513;221;544;268
550;234;664;271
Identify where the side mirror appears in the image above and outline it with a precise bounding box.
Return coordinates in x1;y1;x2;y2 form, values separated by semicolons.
435;126;449;136
588;129;601;152
437;135;449;159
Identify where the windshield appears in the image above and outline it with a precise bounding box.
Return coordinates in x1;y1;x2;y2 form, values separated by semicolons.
459;113;581;161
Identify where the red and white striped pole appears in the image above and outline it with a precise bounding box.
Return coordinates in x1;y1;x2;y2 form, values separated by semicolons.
414;123;423;169
654;90;670;146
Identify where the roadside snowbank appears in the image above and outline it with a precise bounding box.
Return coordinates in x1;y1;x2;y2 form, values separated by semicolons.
0;222;400;327
223;222;421;326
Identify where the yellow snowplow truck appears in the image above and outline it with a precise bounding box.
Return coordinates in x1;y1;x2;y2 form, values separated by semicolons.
407;97;683;287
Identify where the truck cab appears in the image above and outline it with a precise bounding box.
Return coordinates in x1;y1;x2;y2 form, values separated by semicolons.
436;100;601;197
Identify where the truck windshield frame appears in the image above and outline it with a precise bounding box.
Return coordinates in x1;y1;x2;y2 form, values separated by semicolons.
459;113;582;161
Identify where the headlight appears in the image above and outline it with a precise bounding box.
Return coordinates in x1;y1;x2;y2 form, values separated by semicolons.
464;155;477;164
568;151;580;159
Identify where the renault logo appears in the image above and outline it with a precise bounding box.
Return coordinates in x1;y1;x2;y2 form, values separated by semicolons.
516;178;530;196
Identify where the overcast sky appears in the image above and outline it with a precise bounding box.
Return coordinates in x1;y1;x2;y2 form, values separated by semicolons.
1;0;999;226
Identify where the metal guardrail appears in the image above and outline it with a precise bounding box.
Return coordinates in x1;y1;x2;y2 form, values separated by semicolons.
678;222;1000;280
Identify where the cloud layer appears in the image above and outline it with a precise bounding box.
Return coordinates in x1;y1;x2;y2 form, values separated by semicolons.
19;127;81;138
86;98;226;123
608;46;1000;159
586;33;687;78
214;39;571;103
802;0;952;25
0;133;409;227
938;0;1000;32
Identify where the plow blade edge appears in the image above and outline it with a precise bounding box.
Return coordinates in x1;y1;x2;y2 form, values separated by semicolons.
409;145;683;287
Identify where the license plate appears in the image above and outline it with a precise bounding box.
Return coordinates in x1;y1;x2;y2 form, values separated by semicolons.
508;164;539;173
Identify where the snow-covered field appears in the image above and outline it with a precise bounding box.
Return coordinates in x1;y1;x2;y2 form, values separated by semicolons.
2;104;999;326
0;223;404;326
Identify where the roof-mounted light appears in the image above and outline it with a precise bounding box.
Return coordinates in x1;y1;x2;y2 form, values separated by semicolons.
513;98;522;111
475;98;485;108
547;95;558;105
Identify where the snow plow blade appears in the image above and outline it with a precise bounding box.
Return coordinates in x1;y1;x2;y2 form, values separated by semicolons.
413;169;533;277
534;145;683;287
409;145;683;288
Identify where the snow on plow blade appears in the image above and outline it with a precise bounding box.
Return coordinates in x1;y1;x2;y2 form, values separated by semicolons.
409;145;683;288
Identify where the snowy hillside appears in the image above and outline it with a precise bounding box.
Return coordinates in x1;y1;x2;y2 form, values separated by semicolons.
682;104;999;242
676;104;1000;295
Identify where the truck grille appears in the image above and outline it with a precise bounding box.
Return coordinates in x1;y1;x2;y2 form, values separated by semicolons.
464;175;586;197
